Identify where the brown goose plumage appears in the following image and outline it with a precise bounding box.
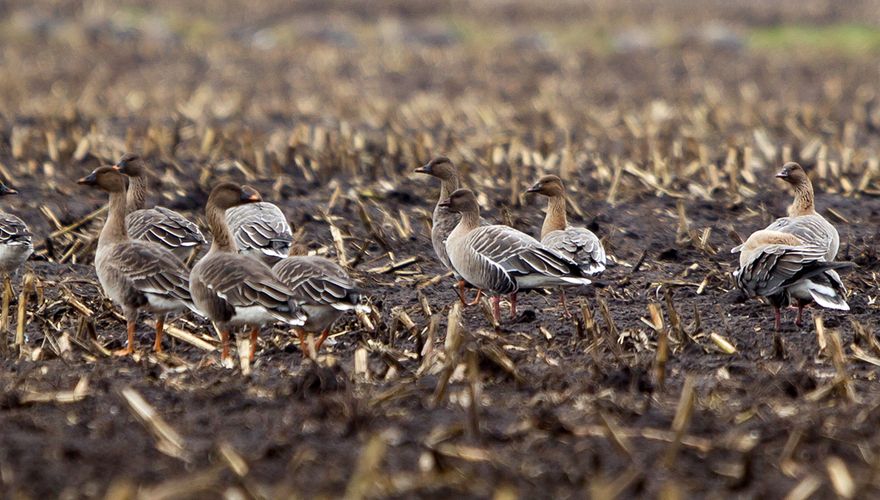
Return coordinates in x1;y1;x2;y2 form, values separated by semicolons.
112;154;206;258
189;183;305;361
79;166;197;356
273;246;368;353
225;202;292;264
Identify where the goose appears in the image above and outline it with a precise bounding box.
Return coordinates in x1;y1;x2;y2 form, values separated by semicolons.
441;188;591;323
414;156;481;304
273;245;369;354
733;162;839;260
78;166;198;356
225;200;292;264
734;229;852;329
190;183;306;362
527;175;606;314
0;182;33;280
112;154;206;258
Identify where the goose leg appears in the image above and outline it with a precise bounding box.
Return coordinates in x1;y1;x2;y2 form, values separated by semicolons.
795;301;805;328
314;328;331;351
491;296;502;324
456;279;468;305
295;327;308;352
466;289;483;306
773;306;782;331
248;326;259;362
219;329;231;361
509;293;517;318
113;311;137;356
152;314;166;354
559;291;572;318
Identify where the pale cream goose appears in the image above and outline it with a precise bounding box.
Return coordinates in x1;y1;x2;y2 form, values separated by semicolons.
112;154;206;258
78;166;197;356
273;246;369;353
225;201;292;264
0;182;33;279
415;156;482;304
734;229;852;330
527;175;606;314
189;183;306;362
442;189;591;323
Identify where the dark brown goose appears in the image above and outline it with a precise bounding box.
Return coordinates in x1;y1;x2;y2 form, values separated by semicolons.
442;189;591;323
527;175;606;315
189;183;306;362
273;246;369;353
0;182;32;279
78;166;197;356
112;154;206;258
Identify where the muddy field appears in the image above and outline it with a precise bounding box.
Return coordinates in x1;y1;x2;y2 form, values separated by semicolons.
3;1;880;498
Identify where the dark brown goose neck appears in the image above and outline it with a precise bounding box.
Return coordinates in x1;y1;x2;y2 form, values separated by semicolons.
788;178;815;216
206;203;236;253
541;195;568;239
100;191;129;246
126;175;148;212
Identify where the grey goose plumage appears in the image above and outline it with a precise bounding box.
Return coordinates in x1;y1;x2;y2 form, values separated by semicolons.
225;202;293;264
113;154;206;258
732;163;850;329
273;246;369;353
0;182;33;278
78;166;198;356
189;182;305;362
442;189;591;322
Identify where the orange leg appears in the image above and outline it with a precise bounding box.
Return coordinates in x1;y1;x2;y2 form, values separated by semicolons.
559;291;572;319
114;320;136;356
509;293;517;318
466;289;483;306
220;329;230;360
314;328;331;351
295;328;308;352
492;296;501;324
248;326;259;362
152;316;165;353
456;279;468;305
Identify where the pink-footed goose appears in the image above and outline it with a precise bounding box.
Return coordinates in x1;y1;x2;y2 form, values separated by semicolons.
441;189;591;323
189;183;306;362
414;156;482;304
0;182;32;279
732;163;850;329
112;154;206;258
225;201;292;264
78;166;198;356
527;175;606;314
273;245;369;354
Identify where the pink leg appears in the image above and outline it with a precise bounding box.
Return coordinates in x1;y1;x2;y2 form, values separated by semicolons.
509;293;517;318
492;296;501;324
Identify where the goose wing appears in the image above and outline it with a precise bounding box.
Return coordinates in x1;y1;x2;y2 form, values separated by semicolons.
102;242;193;305
0;213;32;246
543;227;606;274
273;256;361;308
226;202;293;258
127;207;206;249
734;244;835;298
196;253;304;324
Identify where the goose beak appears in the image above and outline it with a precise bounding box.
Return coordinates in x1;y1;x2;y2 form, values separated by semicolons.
775;168;789;179
526;184;541;193
0;185;18;196
241;185;262;202
77;172;98;186
438;198;451;208
111;165;122;172
414;163;431;174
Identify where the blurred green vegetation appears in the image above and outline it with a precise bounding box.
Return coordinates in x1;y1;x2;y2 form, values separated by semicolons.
748;24;880;54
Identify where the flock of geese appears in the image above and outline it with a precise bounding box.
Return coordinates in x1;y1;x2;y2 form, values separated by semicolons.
0;154;854;361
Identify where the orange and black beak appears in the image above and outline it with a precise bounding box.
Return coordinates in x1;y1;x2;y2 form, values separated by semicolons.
241;185;262;202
